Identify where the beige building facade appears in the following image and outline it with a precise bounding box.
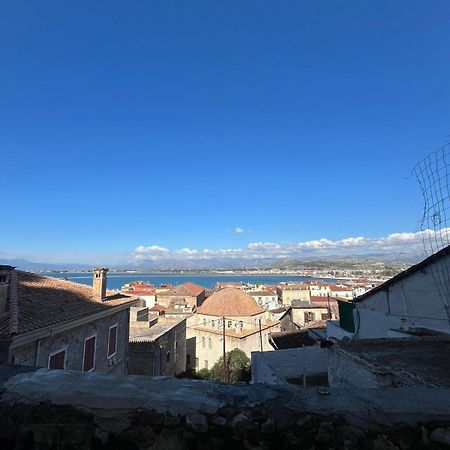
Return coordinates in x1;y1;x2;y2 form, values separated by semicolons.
186;288;280;371
277;284;311;305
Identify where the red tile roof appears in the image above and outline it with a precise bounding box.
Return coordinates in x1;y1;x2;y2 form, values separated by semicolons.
329;285;352;292
310;296;338;306
181;282;206;296
158;282;206;297
197;288;265;317
0;271;138;338
149;305;166;312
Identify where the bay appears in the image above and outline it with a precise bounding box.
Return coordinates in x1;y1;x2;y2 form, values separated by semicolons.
50;272;336;290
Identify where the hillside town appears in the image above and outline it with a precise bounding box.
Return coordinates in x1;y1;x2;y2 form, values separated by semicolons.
3;246;450;447
3;245;450;387
0;264;392;378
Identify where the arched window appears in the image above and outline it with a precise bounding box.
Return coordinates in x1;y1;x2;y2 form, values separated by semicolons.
227;320;232;328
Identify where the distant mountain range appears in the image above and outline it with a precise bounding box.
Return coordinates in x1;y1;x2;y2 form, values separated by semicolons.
0;259;95;272
0;254;415;272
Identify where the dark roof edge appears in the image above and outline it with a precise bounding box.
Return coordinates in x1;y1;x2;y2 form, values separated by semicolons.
353;245;450;303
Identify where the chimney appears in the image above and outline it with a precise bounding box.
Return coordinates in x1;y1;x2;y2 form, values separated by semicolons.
93;268;108;300
0;265;15;314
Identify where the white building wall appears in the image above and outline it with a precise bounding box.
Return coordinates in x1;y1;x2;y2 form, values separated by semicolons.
328;255;450;341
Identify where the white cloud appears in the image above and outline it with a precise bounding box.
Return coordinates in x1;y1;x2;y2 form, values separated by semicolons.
234;227;245;234
8;228;449;266
133;245;171;260
130;229;450;262
177;248;199;255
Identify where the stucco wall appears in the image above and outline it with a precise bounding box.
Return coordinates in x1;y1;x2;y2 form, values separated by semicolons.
9;309;130;375
278;289;311;305
187;325;278;370
356;256;450;335
292;307;329;326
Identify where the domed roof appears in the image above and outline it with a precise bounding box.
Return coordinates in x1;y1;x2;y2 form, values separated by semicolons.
197;288;265;317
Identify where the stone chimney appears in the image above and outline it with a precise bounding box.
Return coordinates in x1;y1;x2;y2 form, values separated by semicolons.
0;265;15;314
93;268;108;300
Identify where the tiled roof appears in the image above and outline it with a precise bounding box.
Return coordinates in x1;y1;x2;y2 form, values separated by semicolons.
329;285;352;292
0;271;138;338
197;288;265;317
269;306;290;314
310;296;339;305
278;284;309;291
158;282;205;297
149;305;166;312
181;282;206;296
249;291;276;296
269;329;317;349
129;320;185;342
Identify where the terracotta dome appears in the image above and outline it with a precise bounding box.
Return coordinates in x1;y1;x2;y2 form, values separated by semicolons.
196;288;265;317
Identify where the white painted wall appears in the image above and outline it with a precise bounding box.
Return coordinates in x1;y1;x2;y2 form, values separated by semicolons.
328;255;450;341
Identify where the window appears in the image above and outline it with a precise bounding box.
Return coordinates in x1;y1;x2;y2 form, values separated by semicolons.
227;320;232;328
48;349;66;370
212;320;215;328
304;312;315;323
204;360;208;370
107;325;118;358
208;338;212;349
83;335;96;372
203;319;207;327
202;337;205;347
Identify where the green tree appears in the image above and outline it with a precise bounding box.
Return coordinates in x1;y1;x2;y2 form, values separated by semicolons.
209;348;251;383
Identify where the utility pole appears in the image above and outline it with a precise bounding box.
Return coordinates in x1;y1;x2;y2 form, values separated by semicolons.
258;318;263;352
222;316;227;383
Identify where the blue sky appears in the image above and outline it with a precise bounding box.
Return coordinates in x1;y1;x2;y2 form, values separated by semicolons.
1;1;450;265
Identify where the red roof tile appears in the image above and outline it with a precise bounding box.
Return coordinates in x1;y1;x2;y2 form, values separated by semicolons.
0;271;138;338
197;288;264;317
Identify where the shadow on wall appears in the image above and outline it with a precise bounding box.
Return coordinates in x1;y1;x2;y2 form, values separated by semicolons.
186;336;196;370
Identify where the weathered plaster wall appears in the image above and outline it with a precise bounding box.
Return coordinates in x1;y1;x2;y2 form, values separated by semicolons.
9;309;129;374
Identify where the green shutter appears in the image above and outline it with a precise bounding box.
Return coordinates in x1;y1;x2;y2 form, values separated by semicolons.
338;300;355;333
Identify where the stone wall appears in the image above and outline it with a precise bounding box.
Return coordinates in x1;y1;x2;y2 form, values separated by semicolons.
9;309;130;375
1;366;450;449
128;320;186;376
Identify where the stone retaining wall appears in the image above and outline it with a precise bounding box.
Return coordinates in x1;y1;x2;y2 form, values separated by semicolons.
1;366;450;449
